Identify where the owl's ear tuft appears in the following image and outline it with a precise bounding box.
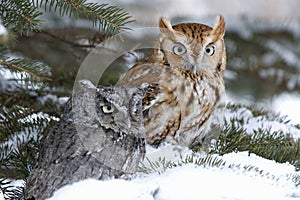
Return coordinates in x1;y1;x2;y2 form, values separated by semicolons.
211;15;225;40
79;79;96;89
159;17;174;34
78;79;97;90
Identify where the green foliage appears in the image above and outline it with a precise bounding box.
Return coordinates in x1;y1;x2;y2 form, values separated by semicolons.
37;0;134;35
211;103;300;170
0;0;43;35
0;0;133;36
0;136;40;179
0;50;51;84
139;154;226;174
210;123;300;169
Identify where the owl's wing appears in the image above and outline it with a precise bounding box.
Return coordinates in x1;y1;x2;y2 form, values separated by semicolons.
118;62;163;86
144;90;181;145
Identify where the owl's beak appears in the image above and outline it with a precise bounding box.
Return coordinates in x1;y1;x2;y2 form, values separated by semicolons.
122;118;131;129
115;114;131;129
115;112;131;129
191;65;197;73
186;64;197;73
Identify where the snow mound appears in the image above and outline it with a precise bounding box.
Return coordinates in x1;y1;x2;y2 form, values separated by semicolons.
49;152;300;200
214;102;300;139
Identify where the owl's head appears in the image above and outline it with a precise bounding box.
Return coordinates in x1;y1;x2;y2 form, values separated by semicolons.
157;16;226;75
73;80;146;172
74;80;146;136
94;85;145;135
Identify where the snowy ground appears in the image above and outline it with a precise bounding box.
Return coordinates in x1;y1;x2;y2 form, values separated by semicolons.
48;151;300;200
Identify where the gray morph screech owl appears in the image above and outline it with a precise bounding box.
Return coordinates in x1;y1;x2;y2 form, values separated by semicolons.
25;80;146;200
119;16;226;148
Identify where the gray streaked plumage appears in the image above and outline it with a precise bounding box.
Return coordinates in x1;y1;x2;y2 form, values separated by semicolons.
25;80;146;200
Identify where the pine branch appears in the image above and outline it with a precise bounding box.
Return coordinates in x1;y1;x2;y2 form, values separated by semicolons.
39;29;97;48
0;90;62;180
0;0;43;35
37;0;134;36
293;174;300;187
0;90;60;116
0;114;47;180
0;56;51;83
0;106;46;141
1;0;133;36
139;154;226;174
210;116;300;169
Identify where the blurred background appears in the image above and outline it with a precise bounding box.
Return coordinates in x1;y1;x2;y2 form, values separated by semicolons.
11;0;300;123
104;0;300;24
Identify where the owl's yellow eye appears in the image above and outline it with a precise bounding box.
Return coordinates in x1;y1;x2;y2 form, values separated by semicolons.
172;43;186;55
101;104;115;114
205;45;215;56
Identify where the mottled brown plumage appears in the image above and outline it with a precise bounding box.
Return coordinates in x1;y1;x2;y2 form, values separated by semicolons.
119;16;226;147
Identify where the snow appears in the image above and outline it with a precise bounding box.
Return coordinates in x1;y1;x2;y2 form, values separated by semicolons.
0;68;20;91
0;23;7;35
0;179;24;200
272;93;300;125
221;152;296;177
143;143;192;166
0;191;4;200
48;179;154;200
213;101;300;140
38;94;69;105
0;59;44;91
48;151;300;200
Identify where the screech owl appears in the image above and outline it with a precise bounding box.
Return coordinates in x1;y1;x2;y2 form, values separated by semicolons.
25;80;146;200
118;16;226;148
